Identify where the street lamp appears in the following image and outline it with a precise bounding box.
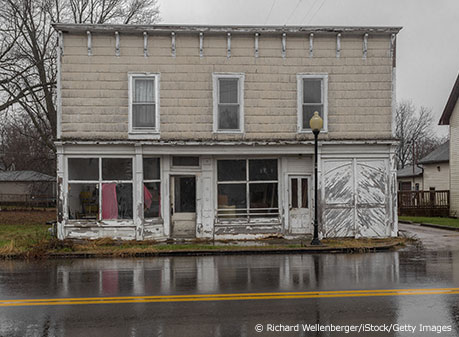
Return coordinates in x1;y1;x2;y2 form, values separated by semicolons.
310;111;323;246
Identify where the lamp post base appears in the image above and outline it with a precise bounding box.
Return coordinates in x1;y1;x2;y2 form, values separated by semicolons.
310;237;322;246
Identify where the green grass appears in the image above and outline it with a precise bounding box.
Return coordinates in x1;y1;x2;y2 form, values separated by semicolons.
399;216;459;228
0;224;50;250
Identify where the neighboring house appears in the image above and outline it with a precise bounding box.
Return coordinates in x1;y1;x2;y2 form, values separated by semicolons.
397;165;423;191
0;171;55;204
439;73;459;216
418;141;450;191
53;23;401;240
396;141;450;192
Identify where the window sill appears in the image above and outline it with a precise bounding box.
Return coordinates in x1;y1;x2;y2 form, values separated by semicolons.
128;131;160;140
213;130;244;134
297;129;328;134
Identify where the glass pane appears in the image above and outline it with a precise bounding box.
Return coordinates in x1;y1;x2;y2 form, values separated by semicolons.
303;79;322;103
102;183;133;219
172;156;199;167
249;183;278;209
301;178;308;208
291;178;298;208
302;105;323;129
219;78;238;103
102;158;132;180
174;177;196;213
249;159;278;181
68;183;99;219
143;158;160;180
218;105;239;130
217;160;246;181
134;78;155;102
133;104;156;128
218;184;246;209
144;182;160;218
68;158;99;181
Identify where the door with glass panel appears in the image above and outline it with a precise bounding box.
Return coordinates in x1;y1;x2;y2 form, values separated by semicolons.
289;176;312;234
170;175;196;238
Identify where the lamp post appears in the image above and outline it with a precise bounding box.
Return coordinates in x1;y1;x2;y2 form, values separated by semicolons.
310;111;323;245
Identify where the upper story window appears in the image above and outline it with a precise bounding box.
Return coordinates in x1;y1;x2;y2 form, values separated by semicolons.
213;73;245;133
297;74;328;133
129;73;160;137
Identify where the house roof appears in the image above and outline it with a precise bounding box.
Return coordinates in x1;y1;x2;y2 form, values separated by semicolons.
397;165;423;178
439;73;459;125
418;141;450;164
52;23;402;35
0;171;55;182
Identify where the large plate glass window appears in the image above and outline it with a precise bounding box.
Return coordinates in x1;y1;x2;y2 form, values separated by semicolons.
129;74;160;134
217;159;278;220
297;74;328;132
67;157;134;220
143;157;161;218
213;73;244;133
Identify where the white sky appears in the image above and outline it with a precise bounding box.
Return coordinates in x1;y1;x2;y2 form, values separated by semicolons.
158;0;459;136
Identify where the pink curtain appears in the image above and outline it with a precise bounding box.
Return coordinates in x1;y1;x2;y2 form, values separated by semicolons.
144;185;153;209
102;183;118;219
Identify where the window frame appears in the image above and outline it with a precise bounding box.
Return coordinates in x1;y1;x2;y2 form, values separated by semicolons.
216;158;280;221
297;73;328;133
143;157;161;219
128;73;160;138
212;73;245;133
66;156;134;221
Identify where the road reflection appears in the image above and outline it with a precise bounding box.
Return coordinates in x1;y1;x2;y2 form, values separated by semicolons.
0;249;458;337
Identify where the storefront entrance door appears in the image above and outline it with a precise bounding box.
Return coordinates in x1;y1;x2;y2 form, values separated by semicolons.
289;176;312;234
170;175;196;238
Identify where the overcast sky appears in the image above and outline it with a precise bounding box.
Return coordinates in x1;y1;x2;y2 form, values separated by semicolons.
158;0;459;136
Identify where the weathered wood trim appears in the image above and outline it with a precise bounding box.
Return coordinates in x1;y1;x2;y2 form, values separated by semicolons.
336;33;341;58
115;31;120;56
363;33;368;59
143;31;148;57
56;31;63;139
227;32;231;58
86;31;92;56
282;33;286;58
171;32;176;57
54;23;403;35
199;32;204;57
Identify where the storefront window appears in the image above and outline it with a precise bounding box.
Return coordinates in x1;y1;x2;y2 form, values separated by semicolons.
67;157;134;220
217;159;279;219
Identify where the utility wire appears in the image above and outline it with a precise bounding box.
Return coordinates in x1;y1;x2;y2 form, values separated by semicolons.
306;0;327;25
284;0;304;25
264;0;277;24
300;0;320;24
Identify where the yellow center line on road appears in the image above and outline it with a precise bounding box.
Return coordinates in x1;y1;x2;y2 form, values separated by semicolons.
1;288;458;307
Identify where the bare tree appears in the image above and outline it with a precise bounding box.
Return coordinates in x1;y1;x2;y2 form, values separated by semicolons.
0;0;160;172
395;100;442;169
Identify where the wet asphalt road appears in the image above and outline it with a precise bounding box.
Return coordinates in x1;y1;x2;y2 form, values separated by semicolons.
0;224;459;337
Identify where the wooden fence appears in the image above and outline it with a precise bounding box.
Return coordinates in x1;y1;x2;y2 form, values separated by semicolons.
398;190;449;217
0;194;56;208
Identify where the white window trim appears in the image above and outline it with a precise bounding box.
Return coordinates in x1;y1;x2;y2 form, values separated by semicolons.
212;73;245;133
297;73;328;133
128;72;160;139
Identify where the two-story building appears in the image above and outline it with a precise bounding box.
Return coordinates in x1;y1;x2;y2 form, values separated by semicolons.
53;24;401;240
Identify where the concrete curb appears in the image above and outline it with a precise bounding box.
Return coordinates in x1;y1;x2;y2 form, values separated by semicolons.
0;242;402;260
419;223;459;232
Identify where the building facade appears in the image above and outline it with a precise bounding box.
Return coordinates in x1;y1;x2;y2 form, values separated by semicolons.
53;24;400;240
439;74;459;216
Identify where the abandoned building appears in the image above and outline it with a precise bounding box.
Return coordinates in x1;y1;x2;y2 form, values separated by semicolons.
52;23;401;240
